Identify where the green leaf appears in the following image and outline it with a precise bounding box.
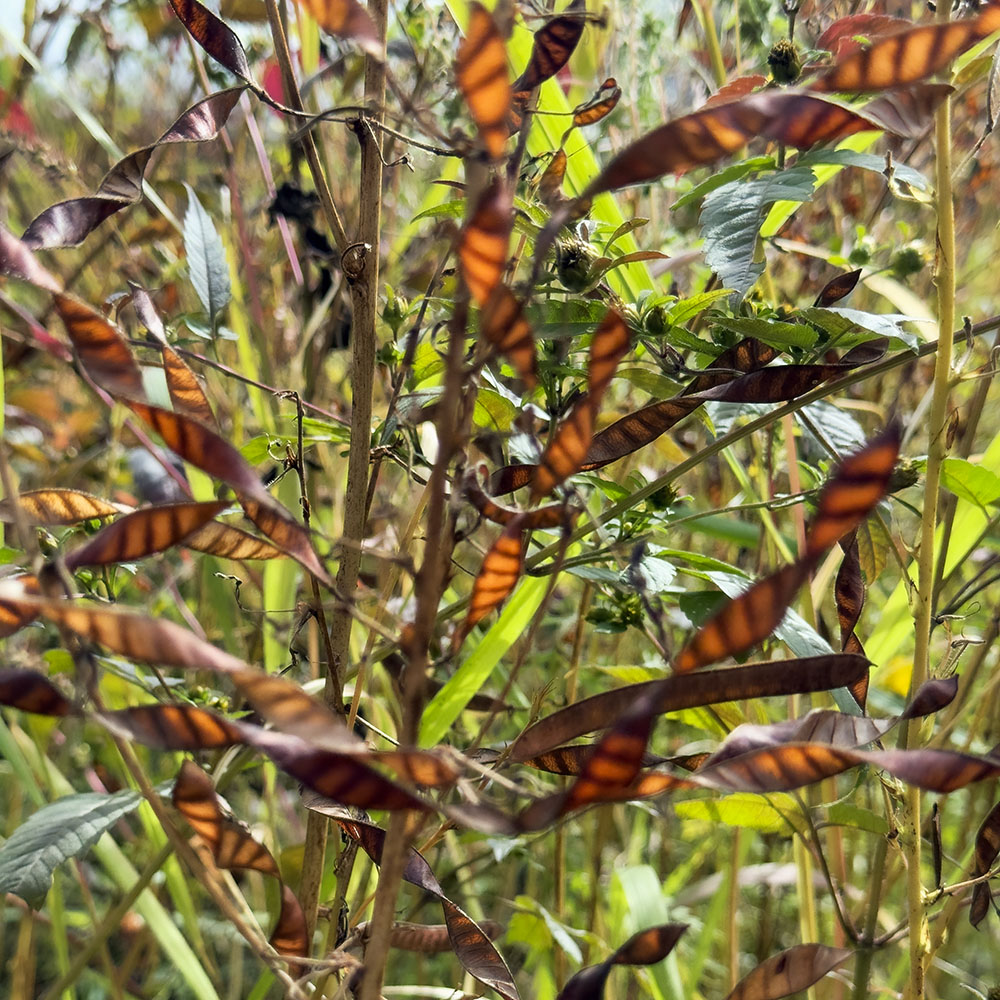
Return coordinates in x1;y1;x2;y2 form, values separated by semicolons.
0;789;142;909
700;167;816;298
826;803;889;836
857;515;892;583
622;554;677;594
711;316;817;349
940;456;1000;508
665;288;734;332
419;576;548;747
183;185;231;323
671;156;775;211
796;147;930;192
474;388;518;432
675;793;799;834
615;367;683;398
800;306;928;351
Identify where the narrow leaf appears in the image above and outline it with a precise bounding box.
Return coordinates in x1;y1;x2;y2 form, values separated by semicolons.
724;944;851;1000
183;185;232;323
456;4;511;160
0;489;119;526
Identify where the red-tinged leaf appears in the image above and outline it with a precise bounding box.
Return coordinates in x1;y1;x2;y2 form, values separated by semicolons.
698;744;1000;795
23;89;245;250
510;654;869;761
513;0;586;92
520;693;659;828
538;149;568;207
674;562;810;673
480;284;538;387
0;489;120;526
531;398;594;500
237;498;332;585
702;74;768;108
810;14;989;94
581;91;888;199
0;224;61;292
181;520;285;560
556;924;687;1000
572;77;622;127
815;14;911;58
172;761;308;961
836;532;868;707
128;283;167;342
121;402;331;583
0;669;73;717
292;0;381;55
519;744;670;776
167;0;254;83
0;575;40;638
456;4;511;160
587;309;630;405
104;703;245;750
124;401;262;497
54;293;146;400
354;920;504;953
462;466;574;529
0;587;246;676
971;799;1000;927
724;944;852;1000
458;517;526;645
805;423;901;556
702;678;955;767
492;338;779;492
459;178;513;305
815;268;862;307
65;501;227;570
862;82;953;139
329;814;519;1000
162;346;217;428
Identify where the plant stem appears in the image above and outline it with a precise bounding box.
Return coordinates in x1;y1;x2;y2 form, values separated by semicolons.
40;844;173;1000
901;78;957;1000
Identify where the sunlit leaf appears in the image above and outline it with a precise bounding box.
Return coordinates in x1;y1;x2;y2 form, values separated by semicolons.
163;346;217;428
815;14;910;59
572;77;621;127
0;489;119;526
167;0;253;82
459;178;513;305
173;761;308;961
65;501;228;569
0;224;61;292
810;12;995;94
183;185;231;323
0;669;73;717
181;520;285;560
538;149;568;207
513;0;586;93
456;4;511;160
480;284;538;386
54;293;146;400
458;516;526;646
292;0;380;54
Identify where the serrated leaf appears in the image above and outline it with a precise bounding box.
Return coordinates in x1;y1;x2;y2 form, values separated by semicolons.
0;789;142;909
700;168;817;298
797;147;929;191
183;184;231;322
801;306;925;351
711;316;817;350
